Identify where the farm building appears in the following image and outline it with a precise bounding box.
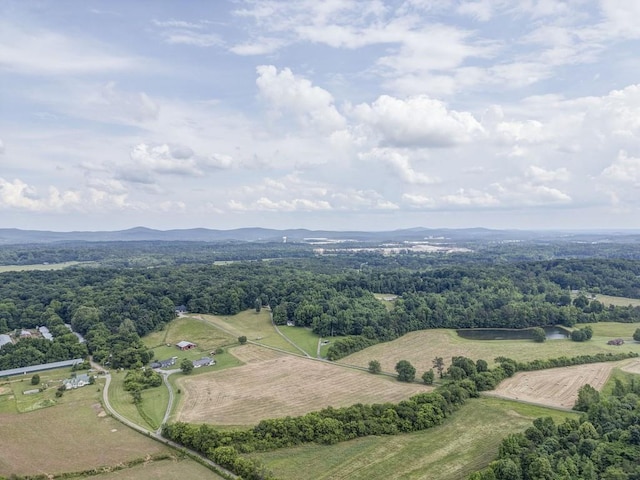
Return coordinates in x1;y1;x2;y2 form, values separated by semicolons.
151;357;177;369
38;326;53;341
176;340;196;351
20;329;32;338
0;334;12;349
175;305;187;314
193;357;215;368
63;373;92;389
0;358;84;378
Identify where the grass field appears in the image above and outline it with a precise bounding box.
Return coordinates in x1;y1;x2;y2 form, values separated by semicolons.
88;457;224;480
250;396;578;480
0;378;170;477
593;294;640;307
278;325;319;356
199;310;302;354
373;293;398;311
0;261;92;272
175;344;430;426
144;315;236;353
107;369;167;430
339;324;640;374
0;367;98;414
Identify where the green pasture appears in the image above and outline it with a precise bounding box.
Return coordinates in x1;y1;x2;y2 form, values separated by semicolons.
144;316;235;351
251;396;577;480
278;325;320;356
578;322;640;340
0;367;101;414
202;310;301;354
107;369;168;430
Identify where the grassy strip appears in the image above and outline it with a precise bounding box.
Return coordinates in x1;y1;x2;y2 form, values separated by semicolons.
250;397;578;480
277;326;319;356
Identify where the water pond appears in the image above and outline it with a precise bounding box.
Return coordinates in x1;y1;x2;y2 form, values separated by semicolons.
456;326;570;341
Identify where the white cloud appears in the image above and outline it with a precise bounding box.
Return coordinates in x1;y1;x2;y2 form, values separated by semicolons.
0;178;81;212
600;150;640;185
359;148;438;185
352;95;484;147
256;65;346;132
0;23;141;75
525;165;570;183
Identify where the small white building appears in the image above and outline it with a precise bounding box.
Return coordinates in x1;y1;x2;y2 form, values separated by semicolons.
63;374;92;390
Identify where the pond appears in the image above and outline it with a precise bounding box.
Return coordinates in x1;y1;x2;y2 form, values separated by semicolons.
456;326;570;341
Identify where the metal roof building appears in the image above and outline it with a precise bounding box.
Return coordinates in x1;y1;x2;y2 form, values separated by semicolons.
0;334;12;349
0;358;84;378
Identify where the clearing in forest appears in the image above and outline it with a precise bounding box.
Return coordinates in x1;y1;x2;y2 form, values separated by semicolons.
487;362;616;409
175;344;430;426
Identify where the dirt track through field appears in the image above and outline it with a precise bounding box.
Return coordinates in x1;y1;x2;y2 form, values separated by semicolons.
488;362;616;409
176;345;430;425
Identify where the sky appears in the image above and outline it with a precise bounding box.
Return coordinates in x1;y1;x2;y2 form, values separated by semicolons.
1;0;640;232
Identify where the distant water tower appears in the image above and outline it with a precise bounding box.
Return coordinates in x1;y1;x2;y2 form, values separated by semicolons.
282;236;287;243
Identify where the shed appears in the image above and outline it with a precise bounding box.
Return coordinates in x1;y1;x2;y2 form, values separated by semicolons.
176;340;196;351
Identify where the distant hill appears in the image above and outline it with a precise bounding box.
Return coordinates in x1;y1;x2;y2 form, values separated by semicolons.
0;226;639;245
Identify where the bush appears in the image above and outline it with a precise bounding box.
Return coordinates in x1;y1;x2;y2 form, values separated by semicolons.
31;374;40;385
238;336;247;345
368;360;381;374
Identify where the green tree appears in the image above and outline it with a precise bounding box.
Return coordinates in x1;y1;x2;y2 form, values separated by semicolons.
395;360;416;382
531;327;546;343
633;328;640;342
476;359;488;372
180;358;193;375
422;369;435;385
31;374;40;385
574;384;600;411
254;298;262;313
238;335;247;345
433;357;445;378
368;360;381;374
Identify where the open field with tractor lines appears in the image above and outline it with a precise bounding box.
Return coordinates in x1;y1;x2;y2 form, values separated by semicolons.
487;361;619;409
339;324;640;375
175;344;430;425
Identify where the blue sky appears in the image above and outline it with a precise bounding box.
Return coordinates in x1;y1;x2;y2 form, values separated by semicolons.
1;0;640;231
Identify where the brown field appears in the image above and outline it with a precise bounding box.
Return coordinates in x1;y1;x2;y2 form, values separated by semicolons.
339;327;640;374
488;362;617;409
0;397;169;477
176;344;430;426
89;457;224;480
621;358;640;374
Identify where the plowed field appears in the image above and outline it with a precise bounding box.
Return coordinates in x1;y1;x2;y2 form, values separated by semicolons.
488;362;616;409
176;345;430;425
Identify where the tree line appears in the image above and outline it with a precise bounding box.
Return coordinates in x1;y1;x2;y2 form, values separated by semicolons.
469;377;640;479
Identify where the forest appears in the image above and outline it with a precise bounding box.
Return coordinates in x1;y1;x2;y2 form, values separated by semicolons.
3;242;640;369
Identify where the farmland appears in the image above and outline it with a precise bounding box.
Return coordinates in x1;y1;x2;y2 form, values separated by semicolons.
0;374;170;477
339;324;640;374
199;311;303;355
488;361;619;409
175;344;430;425
250;396;579;480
